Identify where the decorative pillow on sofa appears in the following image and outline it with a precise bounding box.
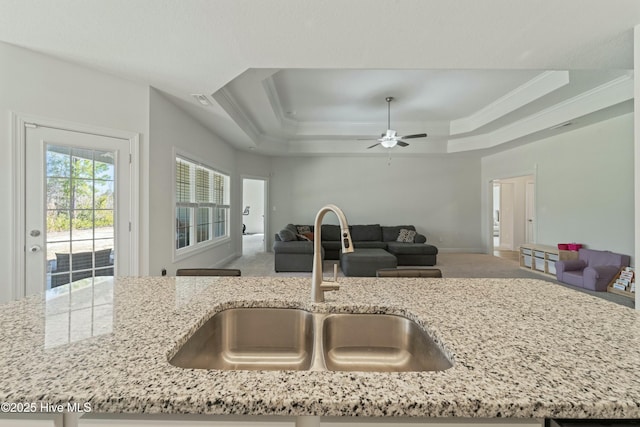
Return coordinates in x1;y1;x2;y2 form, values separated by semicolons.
278;228;297;241
297;233;312;241
382;225;416;242
303;232;314;241
296;225;311;234
396;228;417;243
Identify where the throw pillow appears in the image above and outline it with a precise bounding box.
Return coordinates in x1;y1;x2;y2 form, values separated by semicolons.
296;225;311;234
297;233;311;241
303;232;314;241
396;228;416;243
278;229;297;242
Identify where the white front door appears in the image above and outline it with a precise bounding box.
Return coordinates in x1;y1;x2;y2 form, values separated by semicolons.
24;125;131;296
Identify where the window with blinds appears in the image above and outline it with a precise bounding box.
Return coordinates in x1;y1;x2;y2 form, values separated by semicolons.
175;156;230;252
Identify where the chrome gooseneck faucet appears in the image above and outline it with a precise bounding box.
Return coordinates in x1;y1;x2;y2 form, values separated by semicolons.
311;204;354;302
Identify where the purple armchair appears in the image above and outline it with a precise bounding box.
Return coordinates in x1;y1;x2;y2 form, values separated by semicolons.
555;248;630;292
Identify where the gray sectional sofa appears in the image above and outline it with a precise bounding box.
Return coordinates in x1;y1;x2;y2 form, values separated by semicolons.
273;223;438;274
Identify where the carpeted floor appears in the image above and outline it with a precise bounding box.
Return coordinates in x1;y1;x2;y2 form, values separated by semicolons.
224;234;634;308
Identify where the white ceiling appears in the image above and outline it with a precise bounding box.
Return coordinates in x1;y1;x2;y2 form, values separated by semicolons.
0;0;638;156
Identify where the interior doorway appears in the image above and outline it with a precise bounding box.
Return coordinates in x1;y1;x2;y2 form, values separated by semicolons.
241;177;267;256
491;175;535;257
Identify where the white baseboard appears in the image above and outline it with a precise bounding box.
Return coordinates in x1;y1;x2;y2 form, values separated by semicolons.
211;252;241;268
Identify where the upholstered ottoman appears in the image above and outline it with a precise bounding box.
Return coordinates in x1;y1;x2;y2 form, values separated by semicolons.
385;242;438;266
340;248;397;277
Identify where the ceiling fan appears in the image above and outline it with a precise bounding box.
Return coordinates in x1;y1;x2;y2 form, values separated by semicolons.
361;97;427;149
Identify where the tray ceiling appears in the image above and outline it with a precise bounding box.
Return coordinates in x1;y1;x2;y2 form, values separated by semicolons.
0;0;638;155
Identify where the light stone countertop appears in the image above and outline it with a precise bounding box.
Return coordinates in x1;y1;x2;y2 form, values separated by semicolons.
0;276;639;419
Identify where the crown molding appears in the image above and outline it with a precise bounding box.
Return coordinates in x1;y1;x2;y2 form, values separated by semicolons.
450;71;570;136
447;74;633;153
261;75;298;134
211;87;262;145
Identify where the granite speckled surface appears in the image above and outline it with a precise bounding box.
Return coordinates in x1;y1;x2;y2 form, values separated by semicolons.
0;276;639;419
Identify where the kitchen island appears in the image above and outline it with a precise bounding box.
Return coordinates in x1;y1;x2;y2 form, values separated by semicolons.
0;276;639;426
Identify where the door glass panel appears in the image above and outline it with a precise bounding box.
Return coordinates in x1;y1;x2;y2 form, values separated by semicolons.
71;148;94;179
95;180;114;209
45;144;116;290
94;210;114;236
72;179;94;210
47;178;71;209
46;146;71;177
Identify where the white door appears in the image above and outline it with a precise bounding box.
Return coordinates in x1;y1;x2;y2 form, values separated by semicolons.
25;126;131;296
525;181;535;243
499;183;515;250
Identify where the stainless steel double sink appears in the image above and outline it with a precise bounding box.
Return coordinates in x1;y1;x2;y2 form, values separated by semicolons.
170;308;452;372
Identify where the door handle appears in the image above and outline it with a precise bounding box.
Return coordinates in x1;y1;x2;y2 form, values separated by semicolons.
29;245;42;253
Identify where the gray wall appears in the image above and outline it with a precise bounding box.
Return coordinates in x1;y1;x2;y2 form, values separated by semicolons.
481;113;634;261
148;88;239;276
269;155;483;252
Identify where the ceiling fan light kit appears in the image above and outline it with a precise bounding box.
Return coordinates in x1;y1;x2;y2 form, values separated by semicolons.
364;97;428;149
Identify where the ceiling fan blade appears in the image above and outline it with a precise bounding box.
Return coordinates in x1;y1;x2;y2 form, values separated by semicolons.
367;143;381;149
401;133;427;139
396;141;409;147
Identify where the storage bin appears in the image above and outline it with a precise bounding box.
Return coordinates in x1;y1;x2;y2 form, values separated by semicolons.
547;253;559;262
521;248;532;255
534;257;545;271
534;250;545;258
523;255;532;267
547;261;556;275
557;243;569;250
567;243;582;251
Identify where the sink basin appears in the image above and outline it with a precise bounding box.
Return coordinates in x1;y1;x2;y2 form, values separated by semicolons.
322;313;452;372
170;308;314;370
170;308;452;372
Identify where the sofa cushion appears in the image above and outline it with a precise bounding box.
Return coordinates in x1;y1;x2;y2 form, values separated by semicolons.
321;224;341;241
353;241;387;250
382;225;416;242
351;224;382;241
273;240;315;254
397;229;417;242
94;248;113;268
55;252;70;272
386;242;438;256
